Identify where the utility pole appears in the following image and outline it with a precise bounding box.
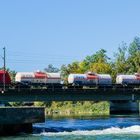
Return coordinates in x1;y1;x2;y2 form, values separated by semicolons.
3;47;6;92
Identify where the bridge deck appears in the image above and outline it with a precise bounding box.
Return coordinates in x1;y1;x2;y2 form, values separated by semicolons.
0;88;140;102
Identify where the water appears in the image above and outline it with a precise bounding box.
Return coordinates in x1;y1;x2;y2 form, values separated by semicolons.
2;116;140;140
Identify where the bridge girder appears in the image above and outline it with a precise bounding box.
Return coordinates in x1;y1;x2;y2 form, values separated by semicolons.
0;88;139;102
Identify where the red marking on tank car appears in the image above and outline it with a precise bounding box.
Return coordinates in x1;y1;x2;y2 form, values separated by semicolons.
34;72;48;79
136;76;140;80
87;75;98;80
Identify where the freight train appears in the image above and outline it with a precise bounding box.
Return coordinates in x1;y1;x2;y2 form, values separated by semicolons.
0;70;140;89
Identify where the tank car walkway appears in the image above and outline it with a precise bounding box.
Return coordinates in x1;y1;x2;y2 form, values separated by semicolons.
0;88;140;102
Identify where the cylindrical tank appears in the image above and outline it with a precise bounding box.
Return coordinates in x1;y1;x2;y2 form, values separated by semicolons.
0;70;11;84
45;73;61;84
68;74;87;84
68;73;111;85
15;72;34;83
98;74;112;85
116;74;140;84
15;72;61;84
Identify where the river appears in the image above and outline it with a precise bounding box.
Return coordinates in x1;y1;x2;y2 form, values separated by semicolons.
1;115;140;140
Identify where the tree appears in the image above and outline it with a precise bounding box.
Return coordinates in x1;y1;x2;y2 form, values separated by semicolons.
129;37;140;56
60;62;81;83
44;64;59;72
127;37;140;73
60;64;70;83
90;62;112;74
8;69;16;82
67;61;81;73
79;60;89;73
114;42;129;74
84;49;110;64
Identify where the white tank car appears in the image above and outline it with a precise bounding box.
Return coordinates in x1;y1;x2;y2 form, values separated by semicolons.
46;73;61;84
98;74;112;85
68;74;89;84
68;73;112;85
116;74;140;84
15;72;61;84
15;72;34;83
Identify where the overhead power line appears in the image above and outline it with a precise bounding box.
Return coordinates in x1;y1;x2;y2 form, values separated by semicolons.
7;50;78;59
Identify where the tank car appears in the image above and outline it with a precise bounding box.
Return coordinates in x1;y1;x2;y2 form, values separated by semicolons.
116;73;140;85
68;72;112;86
98;74;112;85
68;73;98;85
15;71;61;85
0;70;11;85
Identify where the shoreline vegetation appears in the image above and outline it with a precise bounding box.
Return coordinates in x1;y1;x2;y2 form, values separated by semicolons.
10;101;109;117
34;101;109;116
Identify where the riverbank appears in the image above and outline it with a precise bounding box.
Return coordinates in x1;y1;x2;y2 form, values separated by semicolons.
10;101;110;116
44;101;109;116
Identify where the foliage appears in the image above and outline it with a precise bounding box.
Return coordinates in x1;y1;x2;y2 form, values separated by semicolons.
127;37;140;73
89;63;112;74
8;70;16;82
9;102;23;106
45;101;109;116
114;42;128;74
85;49;110;64
113;37;140;74
44;64;60;72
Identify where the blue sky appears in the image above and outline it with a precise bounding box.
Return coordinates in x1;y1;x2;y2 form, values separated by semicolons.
0;0;140;71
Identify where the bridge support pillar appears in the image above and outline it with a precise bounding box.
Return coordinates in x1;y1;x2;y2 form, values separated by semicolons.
0;107;45;135
110;101;139;115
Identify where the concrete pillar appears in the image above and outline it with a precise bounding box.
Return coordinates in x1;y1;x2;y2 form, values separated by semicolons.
0;123;32;135
0;107;45;135
110;100;139;115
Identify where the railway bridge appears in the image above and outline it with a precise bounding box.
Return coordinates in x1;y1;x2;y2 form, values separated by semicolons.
0;87;139;135
1;87;140;115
